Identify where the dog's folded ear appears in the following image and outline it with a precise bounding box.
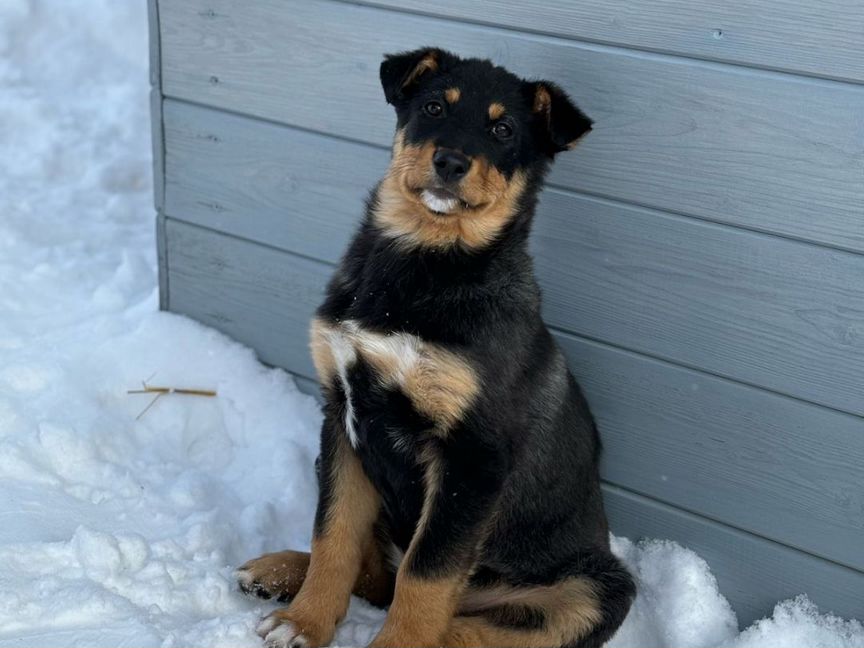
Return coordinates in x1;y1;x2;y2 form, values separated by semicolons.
380;47;447;105
525;81;593;155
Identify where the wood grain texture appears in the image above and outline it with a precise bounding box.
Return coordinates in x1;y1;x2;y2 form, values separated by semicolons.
165;219;327;379
603;484;864;625
563;334;864;573
530;190;864;418
162;104;864;418
147;0;160;88
360;0;864;83
156;212;168;311
147;0;164;213
150;89;165;213
162;100;379;261
158;0;864;253
162;218;864;574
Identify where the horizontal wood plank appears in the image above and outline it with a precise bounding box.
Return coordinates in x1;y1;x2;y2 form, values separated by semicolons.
360;0;864;83
564;335;864;573
162;104;864;418
604;485;864;625
162;100;376;261
164;220;326;379
158;0;864;253
163;218;864;573
531;191;864;418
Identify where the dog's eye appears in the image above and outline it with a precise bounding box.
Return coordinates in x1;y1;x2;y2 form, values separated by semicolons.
492;122;513;139
423;100;444;117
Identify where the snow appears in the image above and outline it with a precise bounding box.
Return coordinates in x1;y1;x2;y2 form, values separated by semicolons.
0;1;861;646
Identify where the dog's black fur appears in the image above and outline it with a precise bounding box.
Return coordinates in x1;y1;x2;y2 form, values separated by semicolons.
241;48;635;648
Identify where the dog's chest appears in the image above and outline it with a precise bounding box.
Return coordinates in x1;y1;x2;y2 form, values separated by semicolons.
310;319;422;447
310;318;480;448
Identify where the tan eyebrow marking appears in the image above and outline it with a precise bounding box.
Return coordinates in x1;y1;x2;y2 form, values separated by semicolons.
488;102;506;120
444;87;461;104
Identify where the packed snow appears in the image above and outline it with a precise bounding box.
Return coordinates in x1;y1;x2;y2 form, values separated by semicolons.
0;1;861;646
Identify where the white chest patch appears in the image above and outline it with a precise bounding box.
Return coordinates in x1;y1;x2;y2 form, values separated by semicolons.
321;324;360;447
309;317;479;445
313;319;423;448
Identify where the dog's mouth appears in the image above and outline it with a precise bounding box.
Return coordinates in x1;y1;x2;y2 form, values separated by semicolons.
416;187;471;215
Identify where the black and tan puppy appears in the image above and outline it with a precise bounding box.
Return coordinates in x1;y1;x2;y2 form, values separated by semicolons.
236;47;635;648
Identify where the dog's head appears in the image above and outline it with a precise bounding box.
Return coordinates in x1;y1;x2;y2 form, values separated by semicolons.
375;47;592;250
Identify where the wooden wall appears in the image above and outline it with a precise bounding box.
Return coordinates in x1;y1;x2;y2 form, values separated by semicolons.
149;0;864;625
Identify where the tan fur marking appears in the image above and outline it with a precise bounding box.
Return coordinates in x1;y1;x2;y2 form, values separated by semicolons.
445;578;603;647
309;317;337;385
488;102;505;120
375;131;528;251
370;449;465;647
370;574;465;647
411;444;443;563
402;346;477;432
445;87;461;104
403;53;439;90
261;440;380;647
313;315;479;434
341;322;479;433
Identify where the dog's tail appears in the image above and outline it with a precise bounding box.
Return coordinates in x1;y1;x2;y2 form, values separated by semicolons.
569;550;636;648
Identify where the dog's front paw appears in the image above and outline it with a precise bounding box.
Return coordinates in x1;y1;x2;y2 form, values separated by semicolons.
256;615;307;648
256;609;332;648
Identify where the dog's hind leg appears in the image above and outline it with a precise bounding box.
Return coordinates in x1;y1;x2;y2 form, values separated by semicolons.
442;552;635;648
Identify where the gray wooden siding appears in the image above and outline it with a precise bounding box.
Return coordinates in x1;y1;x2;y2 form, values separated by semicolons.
361;0;864;83
164;101;864;419
150;0;864;625
159;0;864;253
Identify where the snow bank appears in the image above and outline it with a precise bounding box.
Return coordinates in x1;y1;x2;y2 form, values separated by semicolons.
0;1;861;646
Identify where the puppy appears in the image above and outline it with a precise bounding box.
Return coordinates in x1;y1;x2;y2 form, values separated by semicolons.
237;47;635;648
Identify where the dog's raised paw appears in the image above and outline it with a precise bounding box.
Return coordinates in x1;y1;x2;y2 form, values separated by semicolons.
234;567;260;595
235;551;309;602
234;567;275;600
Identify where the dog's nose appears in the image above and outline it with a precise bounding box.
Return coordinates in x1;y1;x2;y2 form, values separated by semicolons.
433;149;471;183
